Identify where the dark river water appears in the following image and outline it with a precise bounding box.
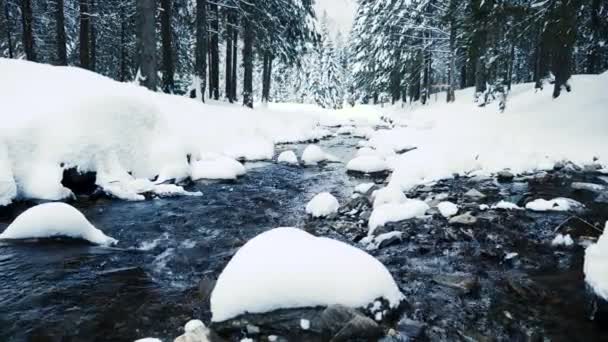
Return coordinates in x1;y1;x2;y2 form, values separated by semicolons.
1;133;608;342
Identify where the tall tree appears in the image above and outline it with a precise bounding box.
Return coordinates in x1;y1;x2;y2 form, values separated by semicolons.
2;0;14;58
242;13;254;108
79;0;91;69
136;0;157;90
224;9;233;102
193;0;208;101
54;0;67;65
20;0;36;61
160;0;175;93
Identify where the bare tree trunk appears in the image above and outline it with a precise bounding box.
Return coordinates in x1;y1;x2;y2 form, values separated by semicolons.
90;0;96;71
136;0;157;90
193;0;207;101
20;0;36;61
261;52;273;103
160;0;175;93
54;0;67;65
119;2;127;81
224;10;233;102
79;0;91;69
3;0;14;58
242;15;254;108
231;14;238;101
209;3;219;100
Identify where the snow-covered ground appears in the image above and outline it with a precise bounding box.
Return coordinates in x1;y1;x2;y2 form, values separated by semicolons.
210;227;403;322
0;59;384;205
366;73;608;191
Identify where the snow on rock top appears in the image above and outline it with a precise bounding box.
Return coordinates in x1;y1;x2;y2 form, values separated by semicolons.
585;222;608;300
368;200;430;235
346;155;389;174
210;227;404;322
277;150;299;165
437;201;459;218
0;202;117;246
191;155;246;181
305;192;340;218
492;200;523;210
372;186;407;208
301;145;334;165
525;198;583;212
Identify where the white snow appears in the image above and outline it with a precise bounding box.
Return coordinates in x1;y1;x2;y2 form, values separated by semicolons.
552;234;574;247
361;231;403;251
525;198;583;212
479;204;490;211
174;319;210;342
0;202;117;246
301;145;334;165
300;319;311;330
437;201;459;218
134;339;162;342
305;192;339;218
210;227;403;322
346;155;389;174
354;182;375;194
191;155;246;181
372;186;406;208
365;74;608;192
277;150;299;165
492;200;523;210
584;222;608;300
0;59;383;205
368;200;430;235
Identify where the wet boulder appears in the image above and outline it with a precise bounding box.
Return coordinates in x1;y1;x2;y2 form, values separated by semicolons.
497;170;515;183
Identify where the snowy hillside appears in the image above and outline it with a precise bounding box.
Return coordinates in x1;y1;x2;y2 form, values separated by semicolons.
0;59;383;206
366;73;608;191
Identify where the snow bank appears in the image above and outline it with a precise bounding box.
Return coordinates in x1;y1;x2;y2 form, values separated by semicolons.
0;202;117;246
277;150;299;165
371;74;608;191
191;155;246;181
346;155;389;174
525;198;583;212
0;59;380;205
437;201;459;218
305;192;339;218
585;222;608;300
210;227;403;322
368;200;429;235
354;183;375;194
372;186;406;208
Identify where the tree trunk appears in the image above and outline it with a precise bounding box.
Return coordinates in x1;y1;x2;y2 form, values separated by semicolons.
136;0;157;90
446;6;456;103
79;0;91;69
20;0;35;61
231;14;238;101
90;0;96;71
160;0;175;93
262;52;273;103
209;3;219;100
224;10;233;102
549;0;580;98
586;0;601;74
193;0;207;101
242;15;254;108
3;0;14;58
119;2;127;81
54;0;67;65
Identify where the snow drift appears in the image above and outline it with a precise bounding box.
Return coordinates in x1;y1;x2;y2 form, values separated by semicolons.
210;227;404;322
585;222;608;300
0;202;117;246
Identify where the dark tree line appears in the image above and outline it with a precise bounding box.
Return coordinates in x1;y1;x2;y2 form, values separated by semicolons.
351;0;608;109
0;0;316;109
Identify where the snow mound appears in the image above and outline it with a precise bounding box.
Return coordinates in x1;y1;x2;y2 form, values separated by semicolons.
0;202;117;246
210;227;404;322
437;201;459;218
301;145;335;165
368;200;429;235
305;192;339;218
277;151;299;165
525;198;583;212
354;183;375;194
552;234;574;247
492;200;523;210
372;186;406;208
584;222;608;300
191;155;246;180
346;155;389;174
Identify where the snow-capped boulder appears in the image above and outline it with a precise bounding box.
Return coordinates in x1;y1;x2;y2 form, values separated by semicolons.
346;156;389;174
0;202;117;246
174;320;211;342
585;222;608;300
437;201;459;218
525;197;583;212
301;145;334;166
491;200;523;210
305;192;340;218
191;156;246;180
277;151;299;165
552;234;574;247
368;200;429;235
354;183;376;195
372;186;406;208
210;227;403;322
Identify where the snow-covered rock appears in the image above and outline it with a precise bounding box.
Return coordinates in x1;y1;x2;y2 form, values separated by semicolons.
372;186;406;208
354;183;375;194
174;320;211;342
552;234;574;247
191;156;246;180
301;145;333;165
368;200;429;235
346;156;389;174
585;222;608;300
305;192;340;218
437;201;459;218
0;202;117;246
134;338;162;342
277;151;299;165
210;228;404;322
492;200;523;210
525;198;583;212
